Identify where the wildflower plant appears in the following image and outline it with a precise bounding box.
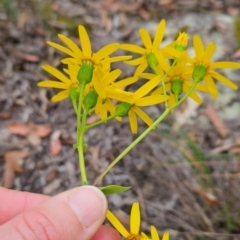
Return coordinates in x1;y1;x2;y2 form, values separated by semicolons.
38;20;240;239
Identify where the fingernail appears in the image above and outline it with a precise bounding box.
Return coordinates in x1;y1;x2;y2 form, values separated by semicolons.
68;186;107;228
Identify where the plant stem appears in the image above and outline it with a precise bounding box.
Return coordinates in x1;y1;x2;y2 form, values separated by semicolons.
76;84;88;185
85;114;117;130
93;80;198;185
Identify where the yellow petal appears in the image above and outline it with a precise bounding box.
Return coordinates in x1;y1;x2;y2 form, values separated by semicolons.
61;57;80;65
203;42;216;61
135;95;168;106
162;232;170;240
47;41;75;58
78;25;91;59
153;19;166;49
155;50;171;73
106;210;129;238
92;72;106;99
134;106;153;127
141;232;150;239
94;43;120;61
150;226;160;240
211;61;240;69
134;75;160;100
151;83;171;95
51;90;69;102
128;108;138;134
139;28;152;49
125;56;146;66
183;86;202;104
134;61;148;76
211;71;238;90
42;65;70;84
104;69;122;85
168;93;176;107
205;75;218;98
184;81;208;92
121;44;145;54
109;55;132;62
105;89;134;103
140;73;156;80
116;77;138;88
58;34;83;60
193;35;204;58
38;81;68;89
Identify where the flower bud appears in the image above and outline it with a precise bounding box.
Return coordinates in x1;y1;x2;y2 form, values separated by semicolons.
147;52;158;70
77;60;93;85
175;32;188;52
69;85;80;101
171;78;183;102
115;102;132;117
83;89;98;111
192;64;207;82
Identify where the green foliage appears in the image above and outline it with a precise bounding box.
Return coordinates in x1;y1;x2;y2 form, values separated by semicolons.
98;185;131;196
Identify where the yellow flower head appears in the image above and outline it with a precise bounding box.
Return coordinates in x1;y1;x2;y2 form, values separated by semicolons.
48;25;131;68
142;226;170;240
38;63;80;102
121;19;179;76
189;35;239;98
107;202;149;240
175;32;188;52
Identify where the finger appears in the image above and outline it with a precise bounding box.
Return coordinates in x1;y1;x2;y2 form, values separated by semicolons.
0;186;107;240
91;225;121;240
0;187;50;224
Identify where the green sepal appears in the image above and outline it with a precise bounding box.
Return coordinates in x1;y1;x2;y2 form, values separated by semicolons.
171;78;183;102
69;86;80;102
147;52;158;70
77;61;93;85
192;64;207;83
83;89;98;111
98;185;131;196
115;102;132;117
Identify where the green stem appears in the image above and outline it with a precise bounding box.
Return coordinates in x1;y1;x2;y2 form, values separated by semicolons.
76;83;88;185
78;110;88;185
93;80;198;186
85;114;117;130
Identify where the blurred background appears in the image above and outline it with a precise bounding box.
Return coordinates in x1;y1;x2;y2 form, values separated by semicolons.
1;0;240;239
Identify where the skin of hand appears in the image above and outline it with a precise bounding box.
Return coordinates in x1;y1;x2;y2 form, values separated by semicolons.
0;186;121;240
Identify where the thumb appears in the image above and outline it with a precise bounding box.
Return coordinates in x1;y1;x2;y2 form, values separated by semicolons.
0;186;107;240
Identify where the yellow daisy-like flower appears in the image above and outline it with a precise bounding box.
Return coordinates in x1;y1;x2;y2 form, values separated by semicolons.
48;25;130;67
38;63;80;102
142;226;170;240
175;32;188;52
121;19;179;76
107;202;149;240
126;76;169;133
189;35;240;98
150;53;208;107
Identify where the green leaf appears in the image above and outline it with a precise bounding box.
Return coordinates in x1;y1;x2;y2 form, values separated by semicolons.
98;185;131;196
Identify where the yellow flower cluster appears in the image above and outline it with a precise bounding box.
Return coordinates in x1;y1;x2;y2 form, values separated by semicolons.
38;19;240;134
107;202;169;240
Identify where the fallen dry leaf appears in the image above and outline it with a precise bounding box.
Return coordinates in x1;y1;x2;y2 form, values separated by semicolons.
3;150;30;188
50;130;62;156
205;105;229;138
7;122;52;146
6;122;29;136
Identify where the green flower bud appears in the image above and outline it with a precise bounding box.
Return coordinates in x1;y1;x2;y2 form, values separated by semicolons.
171;78;183;102
77;60;93;85
83;89;98;111
115;102;132;117
147;52;158;70
175;32;188;52
192;64;207;83
69;85;80;102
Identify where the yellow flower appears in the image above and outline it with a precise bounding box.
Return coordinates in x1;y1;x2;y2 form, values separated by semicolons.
38;63;80;102
48;25;131;67
189;35;240;98
143;54;208;107
125;76;169;133
175;32;188;52
121;19;179;76
106;202;149;240
142;226;170;240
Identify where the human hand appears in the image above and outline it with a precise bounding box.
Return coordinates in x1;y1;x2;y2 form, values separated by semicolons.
0;186;120;240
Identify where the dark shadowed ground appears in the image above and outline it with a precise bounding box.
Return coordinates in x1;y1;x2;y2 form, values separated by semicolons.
1;0;240;239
